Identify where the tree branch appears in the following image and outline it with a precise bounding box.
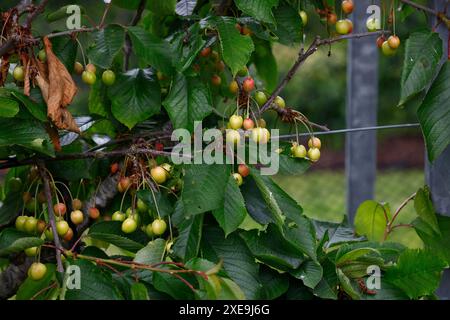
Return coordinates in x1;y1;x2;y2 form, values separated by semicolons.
25;0;50;28
400;0;450;28
124;0;147;70
36;160;65;274
259;31;390;115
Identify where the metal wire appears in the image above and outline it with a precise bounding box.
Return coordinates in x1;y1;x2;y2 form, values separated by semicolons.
273;123;421;140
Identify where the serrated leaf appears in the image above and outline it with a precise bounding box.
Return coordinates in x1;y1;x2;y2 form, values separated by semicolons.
162;73;212;132
313;220;365;248
107;68;161;129
134;239;166;265
130;282;150;300
173;214;203;261
87;24;125;69
291;260;323;289
354;200;390;242
88;221;147;252
0;97;19;117
88;79;109;117
335;247;381;266
384;249;447;299
414;187;440;234
0;228;44;256
414;214;450;264
212;176;247;236
272;4;302;45
399;31;443;106
137;189;173;218
65;259;123;300
212;16;254;76
202;227;262;299
173;24;206;72
313;258;338;300
277;154;310;175
337;268;361;300
0;191;22;227
253;41;278;92
259;266;289;299
417;61;450;161
181;164;229;216
8;90;47;122
175;0;197;16
50;36;78;72
152;270;196;299
128;26;174;75
234;0;278;24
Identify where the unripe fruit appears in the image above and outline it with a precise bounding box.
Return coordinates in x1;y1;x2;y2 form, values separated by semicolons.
388;35;401;49
211;74;222;86
24;217;38;233
242;77;255;92
137;199;148;213
346;19;354;33
257;118;267;128
53;203;67;216
82;71;96;85
200;47;211;57
243;118;255;130
336;19;351;35
229;115;243;129
112;211;126;222
38;49;47;62
152;219;167;236
299;10;308;26
211;50;220;62
366;18;380;32
126;207;133;217
56;220;69;236
85;63;96;73
255;91;267;106
8;177;22;192
226;129;241;145
232;173;243;186
238;164;250;177
308;147;321;162
151;166;167;184
70;210;84;225
327;13;337;25
117;177;131;193
72;199;83;210
37;220;46;234
63;227;74;241
37;191;47;204
308;137;322;149
13;66;25;81
229;80;239;94
23;192;32;204
161;163;173;177
237;66;248;77
15;216;27;231
25;246;38;257
251;127;270;144
145;224;154;237
376;35;386;49
28;262;47;281
215;60;225;72
102;70;116;86
44;229;54;241
74;62;84;75
342;0;354;14
110;162;119;174
381;41;397;56
291;144;307;158
25;199;38;213
121;218;137;234
274;96;286;109
89;207;100;219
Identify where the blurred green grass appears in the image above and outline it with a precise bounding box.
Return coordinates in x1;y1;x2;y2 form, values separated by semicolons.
273;169;424;248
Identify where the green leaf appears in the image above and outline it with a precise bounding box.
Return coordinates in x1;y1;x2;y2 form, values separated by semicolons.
240;226;304;270
173;214;203;261
272;4;302;45
65;259;123;300
0;97;19;117
107;68;161;129
202;227;262;299
253;41;278;93
399;31;443;106
16;264;56;300
0;118;54;156
212;175;248;236
152;270;196;299
313;258;338;300
173;24;206;72
48;141;93;181
218;277;246;300
127;26;174;75
384;249;447;299
9;90;47;122
0;191;22;227
147;0;176;15
354;200;390;242
259;266;289;299
46;5;86;22
137;189;173;218
88;221;147;252
130;282;150;300
277;154;310;175
50;36;78;72
414;187;440;234
88;24;125;69
163;73;212;132
335;247;381;266
211;16;254;76
234;0;279;24
414;214;450;264
134;239;166;265
0;228;44;256
181;164;230;216
417;61;450;161
314;220;365;248
88;79;109;117
337;268;361;300
291;259;323;289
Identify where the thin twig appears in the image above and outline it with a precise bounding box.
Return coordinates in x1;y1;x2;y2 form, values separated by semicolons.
37;160;64;273
25;0;50;28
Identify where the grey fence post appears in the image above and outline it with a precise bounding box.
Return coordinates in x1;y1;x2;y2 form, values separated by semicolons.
427;0;450;300
346;0;380;223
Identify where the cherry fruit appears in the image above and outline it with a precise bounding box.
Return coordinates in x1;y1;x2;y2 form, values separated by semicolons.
229;115;243;130
151;166;167;184
122;218;137;234
232;173;243;186
242;77;255;92
28;262;47;281
238;164;250;177
243;118;255;130
70;210;84;225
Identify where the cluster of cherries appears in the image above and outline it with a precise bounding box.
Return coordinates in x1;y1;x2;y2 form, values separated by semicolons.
77;62;116;86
